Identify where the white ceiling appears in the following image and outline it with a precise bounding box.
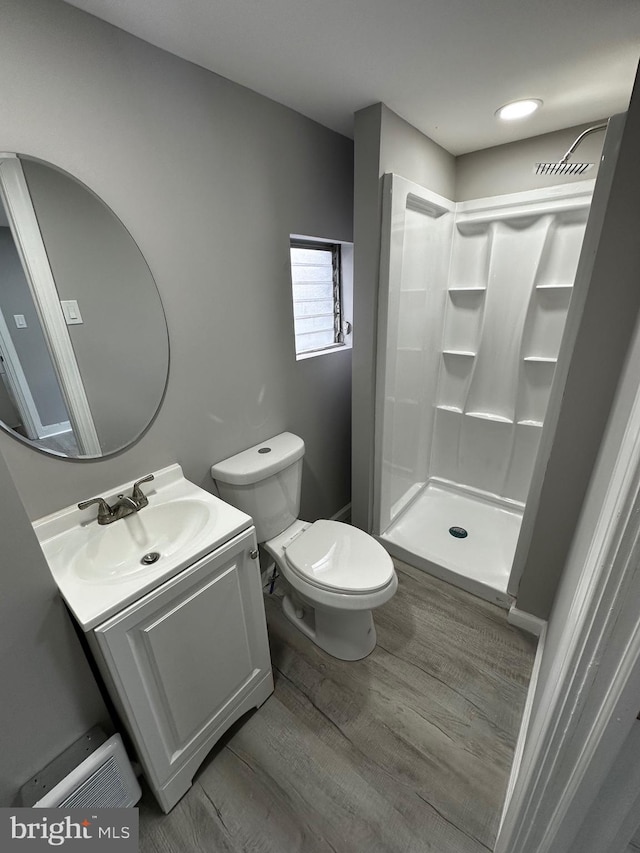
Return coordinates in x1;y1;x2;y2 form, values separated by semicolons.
64;0;640;155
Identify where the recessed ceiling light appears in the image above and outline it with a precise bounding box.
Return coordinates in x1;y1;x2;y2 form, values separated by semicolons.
496;99;542;121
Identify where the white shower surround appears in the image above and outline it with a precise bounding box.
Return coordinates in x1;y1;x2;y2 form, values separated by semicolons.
374;174;593;605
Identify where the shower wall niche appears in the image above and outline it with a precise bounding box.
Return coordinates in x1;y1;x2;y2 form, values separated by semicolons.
374;174;593;604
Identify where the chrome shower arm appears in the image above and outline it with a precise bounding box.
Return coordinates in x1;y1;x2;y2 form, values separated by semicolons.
560;122;608;164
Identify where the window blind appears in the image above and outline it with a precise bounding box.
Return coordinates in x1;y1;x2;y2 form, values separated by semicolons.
290;241;342;355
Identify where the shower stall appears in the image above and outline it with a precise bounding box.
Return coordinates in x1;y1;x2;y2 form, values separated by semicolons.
373;173;593;606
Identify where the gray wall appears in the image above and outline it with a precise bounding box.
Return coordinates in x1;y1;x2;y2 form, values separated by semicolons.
0;0;353;526
379;106;457;199
0;0;353;802
506;70;640;849
456;121;606;200
352;103;455;530
515;103;640;617
532;114;639;708
0;373;19;427
0;227;69;427
0;443;110;805
22;158;169;455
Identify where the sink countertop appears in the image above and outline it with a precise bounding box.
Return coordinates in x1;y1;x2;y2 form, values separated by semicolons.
33;463;254;631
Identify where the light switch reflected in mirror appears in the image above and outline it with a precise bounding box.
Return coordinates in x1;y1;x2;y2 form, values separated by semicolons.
0;154;169;459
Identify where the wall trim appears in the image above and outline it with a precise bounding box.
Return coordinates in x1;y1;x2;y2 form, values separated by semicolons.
496;246;640;852
0;157;101;456
0;302;41;440
331;502;352;524
499;622;547;835
508;605;546;637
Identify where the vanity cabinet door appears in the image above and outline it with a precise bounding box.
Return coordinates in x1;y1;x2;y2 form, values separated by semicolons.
92;528;272;792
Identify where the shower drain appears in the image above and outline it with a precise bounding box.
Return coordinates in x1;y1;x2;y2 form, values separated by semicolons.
449;526;468;539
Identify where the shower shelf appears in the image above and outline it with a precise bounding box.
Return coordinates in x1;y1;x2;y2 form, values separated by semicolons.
517;419;543;428
448;286;486;292
465;411;513;424
535;283;573;290
436;406;513;424
442;349;476;357
435;406;516;423
455;196;588;229
524;356;557;363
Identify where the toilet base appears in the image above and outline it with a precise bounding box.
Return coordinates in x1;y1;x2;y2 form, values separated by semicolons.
282;593;377;661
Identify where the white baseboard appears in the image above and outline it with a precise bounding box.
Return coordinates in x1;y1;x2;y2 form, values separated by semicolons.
498;622;547;835
508;605;546;637
331;502;352;523
39;420;72;438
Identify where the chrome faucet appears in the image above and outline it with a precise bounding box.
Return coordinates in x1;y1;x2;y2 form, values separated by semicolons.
78;474;155;525
114;494;140;513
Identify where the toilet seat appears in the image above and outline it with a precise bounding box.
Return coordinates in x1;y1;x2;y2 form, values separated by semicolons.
284;520;394;595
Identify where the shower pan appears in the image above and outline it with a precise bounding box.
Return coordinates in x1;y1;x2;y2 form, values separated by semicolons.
373;174;594;606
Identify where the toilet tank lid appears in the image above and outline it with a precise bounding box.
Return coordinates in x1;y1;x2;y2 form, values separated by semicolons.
210;432;305;485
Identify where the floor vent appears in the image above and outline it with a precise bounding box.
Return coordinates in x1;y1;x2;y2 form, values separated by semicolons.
32;734;140;808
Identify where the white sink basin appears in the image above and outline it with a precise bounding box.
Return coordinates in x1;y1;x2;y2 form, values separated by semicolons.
33;464;254;630
71;498;214;583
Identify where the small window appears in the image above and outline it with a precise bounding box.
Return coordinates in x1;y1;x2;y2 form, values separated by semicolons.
290;239;344;358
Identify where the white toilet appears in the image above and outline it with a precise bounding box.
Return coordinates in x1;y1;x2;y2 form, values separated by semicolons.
211;432;397;661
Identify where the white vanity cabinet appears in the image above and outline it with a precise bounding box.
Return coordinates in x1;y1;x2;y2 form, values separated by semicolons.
86;526;273;813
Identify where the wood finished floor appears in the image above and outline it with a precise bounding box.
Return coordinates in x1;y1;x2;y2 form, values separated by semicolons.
138;560;536;853
23;429;79;456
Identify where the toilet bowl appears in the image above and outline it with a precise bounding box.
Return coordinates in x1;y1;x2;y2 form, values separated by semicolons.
210;432;397;661
264;518;397;660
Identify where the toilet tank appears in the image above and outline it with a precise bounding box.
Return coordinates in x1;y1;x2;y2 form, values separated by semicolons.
210;432;305;543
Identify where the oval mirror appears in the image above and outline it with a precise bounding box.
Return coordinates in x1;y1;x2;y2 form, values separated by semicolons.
0;154;168;459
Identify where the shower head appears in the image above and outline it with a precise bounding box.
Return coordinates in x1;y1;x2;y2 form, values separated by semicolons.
534;161;593;176
534;122;607;177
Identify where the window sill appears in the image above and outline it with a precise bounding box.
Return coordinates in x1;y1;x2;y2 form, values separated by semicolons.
295;341;352;362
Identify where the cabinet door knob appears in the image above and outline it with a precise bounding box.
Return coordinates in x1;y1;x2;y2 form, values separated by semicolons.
249;549;259;560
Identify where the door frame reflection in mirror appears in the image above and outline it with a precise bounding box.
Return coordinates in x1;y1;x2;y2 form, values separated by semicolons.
0;297;57;440
0;153;101;455
0;153;170;460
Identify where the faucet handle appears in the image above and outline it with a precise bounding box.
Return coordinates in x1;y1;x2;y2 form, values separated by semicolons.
77;496;113;524
132;474;154;507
